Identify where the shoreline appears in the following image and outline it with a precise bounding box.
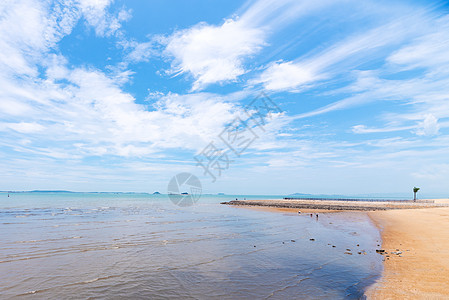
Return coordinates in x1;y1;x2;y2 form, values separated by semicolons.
222;199;449;298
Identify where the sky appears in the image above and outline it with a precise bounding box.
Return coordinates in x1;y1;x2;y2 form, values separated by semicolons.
1;0;449;197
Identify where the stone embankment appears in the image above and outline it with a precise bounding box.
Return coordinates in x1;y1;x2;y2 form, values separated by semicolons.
221;199;443;211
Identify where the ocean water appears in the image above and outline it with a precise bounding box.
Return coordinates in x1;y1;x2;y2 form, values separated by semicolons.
0;193;382;299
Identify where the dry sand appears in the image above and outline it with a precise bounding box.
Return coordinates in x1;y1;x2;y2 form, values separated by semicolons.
366;201;449;299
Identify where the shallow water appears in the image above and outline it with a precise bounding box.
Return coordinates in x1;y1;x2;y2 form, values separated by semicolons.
0;193;382;299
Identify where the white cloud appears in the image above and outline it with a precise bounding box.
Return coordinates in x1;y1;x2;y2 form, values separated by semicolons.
0;122;45;133
164;19;265;91
254;14;426;92
288;12;449;127
0;0;76;76
0;0;129;81
161;0;341;91
254;61;319;92
352;124;412;134
238;0;336;30
415;114;440;136
125;41;156;63
0;0;271;161
78;0;131;37
387;15;449;71
1;60;247;158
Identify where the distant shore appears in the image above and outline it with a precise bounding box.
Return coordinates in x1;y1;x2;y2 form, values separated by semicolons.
222;198;449;298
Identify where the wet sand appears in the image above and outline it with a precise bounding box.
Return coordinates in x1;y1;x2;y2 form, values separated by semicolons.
365;199;449;299
236;205;340;214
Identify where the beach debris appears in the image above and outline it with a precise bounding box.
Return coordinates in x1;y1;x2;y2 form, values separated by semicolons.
346;249;351;251
291;240;296;242
357;244;360;247
254;245;256;247
298;211;301;214
309;238;315;241
358;252;362;254
282;242;285;244
332;245;336;248
391;251;402;255
376;249;386;254
344;252;353;255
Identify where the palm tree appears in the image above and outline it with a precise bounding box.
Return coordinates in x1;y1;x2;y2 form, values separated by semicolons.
413;187;420;201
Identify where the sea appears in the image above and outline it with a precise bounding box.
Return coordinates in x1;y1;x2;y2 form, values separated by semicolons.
0;192;383;299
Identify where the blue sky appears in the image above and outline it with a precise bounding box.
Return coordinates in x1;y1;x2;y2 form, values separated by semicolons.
1;0;449;197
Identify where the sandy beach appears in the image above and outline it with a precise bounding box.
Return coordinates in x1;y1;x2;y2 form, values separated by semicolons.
366;199;449;299
223;199;449;299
